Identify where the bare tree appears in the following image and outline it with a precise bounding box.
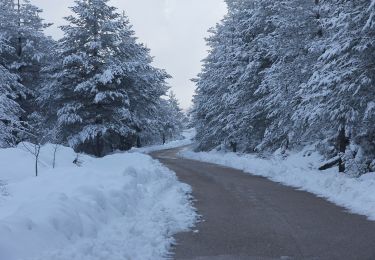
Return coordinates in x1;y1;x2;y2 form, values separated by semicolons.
21;114;61;176
52;144;59;169
21;141;42;177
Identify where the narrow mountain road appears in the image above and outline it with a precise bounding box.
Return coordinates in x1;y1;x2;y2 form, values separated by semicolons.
151;147;375;260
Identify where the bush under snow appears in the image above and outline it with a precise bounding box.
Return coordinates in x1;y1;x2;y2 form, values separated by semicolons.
0;144;196;260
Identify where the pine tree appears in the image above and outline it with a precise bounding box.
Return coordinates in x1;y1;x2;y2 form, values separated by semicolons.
193;0;375;174
0;0;52;145
163;91;186;141
115;14;171;146
9;0;51;118
41;0;170;156
253;0;320;152
294;0;375;173
193;0;274;152
0;33;24;147
223;0;275;153
192;7;243;151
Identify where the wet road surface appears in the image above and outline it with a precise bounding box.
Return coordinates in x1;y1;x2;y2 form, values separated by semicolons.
151;147;375;260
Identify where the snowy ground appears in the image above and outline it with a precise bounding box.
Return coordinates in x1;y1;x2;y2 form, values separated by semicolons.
181;147;375;221
0;143;196;260
130;128;195;154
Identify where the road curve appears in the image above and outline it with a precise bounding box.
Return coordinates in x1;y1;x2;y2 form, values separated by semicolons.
151;147;375;260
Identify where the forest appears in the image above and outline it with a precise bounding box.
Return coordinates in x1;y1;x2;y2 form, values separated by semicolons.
192;0;375;175
2;1;375;259
0;0;186;157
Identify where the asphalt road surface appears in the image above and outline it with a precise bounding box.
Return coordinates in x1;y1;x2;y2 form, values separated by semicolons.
151;147;375;260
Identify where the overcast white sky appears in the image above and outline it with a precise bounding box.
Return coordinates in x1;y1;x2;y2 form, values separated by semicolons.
33;0;227;109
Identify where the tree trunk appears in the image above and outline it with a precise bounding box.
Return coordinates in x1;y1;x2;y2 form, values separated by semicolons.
95;134;102;157
35;144;40;177
337;126;349;173
315;0;323;37
136;136;142;148
52;145;58;168
319;156;341;171
162;133;166;145
230;141;237;153
17;0;22;57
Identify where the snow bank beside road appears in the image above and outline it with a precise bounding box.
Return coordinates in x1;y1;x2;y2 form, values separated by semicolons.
0;144;196;260
181;149;375;221
130;128;196;154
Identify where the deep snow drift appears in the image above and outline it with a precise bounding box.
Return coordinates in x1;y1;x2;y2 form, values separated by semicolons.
181;148;375;221
0;143;196;260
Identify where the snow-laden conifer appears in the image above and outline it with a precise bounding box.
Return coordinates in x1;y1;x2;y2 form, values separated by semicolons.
41;0;170;156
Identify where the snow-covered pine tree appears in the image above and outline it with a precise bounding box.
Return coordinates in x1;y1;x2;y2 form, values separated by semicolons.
294;0;375;174
253;0;320;153
115;14;171;146
41;0;170;156
0;0;52;145
193;0;375;175
162;91;186;142
222;0;276;153
135;91;186;147
168;91;186;132
192;2;247;151
0;35;24;147
45;0;132;156
0;0;25;147
193;0;275;152
8;0;51;119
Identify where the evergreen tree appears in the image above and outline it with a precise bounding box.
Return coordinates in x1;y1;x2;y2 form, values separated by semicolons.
0;36;24;147
193;0;274;152
116;14;171;146
192;7;243;151
163;91;186;141
223;0;275;153
136;92;186;147
254;0;319;152
0;0;52;145
41;0;170;156
7;0;51;118
294;0;375;173
193;0;375;174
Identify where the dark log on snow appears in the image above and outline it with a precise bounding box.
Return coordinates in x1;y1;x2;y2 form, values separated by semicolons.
319;156;341;171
